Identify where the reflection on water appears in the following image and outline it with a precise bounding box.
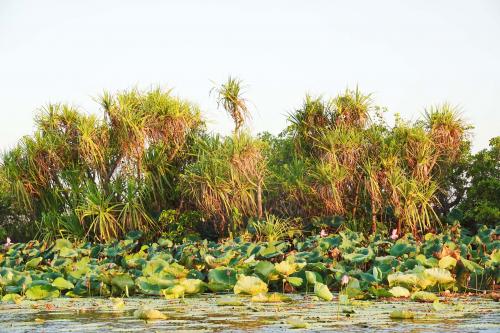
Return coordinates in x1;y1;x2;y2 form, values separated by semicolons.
0;294;498;332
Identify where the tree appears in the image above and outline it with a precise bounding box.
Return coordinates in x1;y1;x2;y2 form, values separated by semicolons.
457;137;500;229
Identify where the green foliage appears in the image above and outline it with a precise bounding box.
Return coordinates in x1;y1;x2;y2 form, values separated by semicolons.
252;214;293;242
0;88;202;242
457;137;500;228
0;225;495;302
0;80;492;243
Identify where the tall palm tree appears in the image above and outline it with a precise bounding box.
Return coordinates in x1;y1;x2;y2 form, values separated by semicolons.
211;76;250;134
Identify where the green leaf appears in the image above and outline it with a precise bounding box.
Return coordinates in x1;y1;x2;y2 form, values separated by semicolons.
424;268;455;285
390;310;414;319
314;282;333;301
52;277;74;290
254;261;276;281
207;267;237;292
53;239;73;251
2;293;23;304
59;247;78;258
438;256;457;270
25;257;42;269
111;273;135;292
287;276;303;287
411;291;438;303
134;307;166;320
234;275;268;296
305;271;316;284
179;279;206;294
461;258;484;273
389;286;410;298
25;284;60;300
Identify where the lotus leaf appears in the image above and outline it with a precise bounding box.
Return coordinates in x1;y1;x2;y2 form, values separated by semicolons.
234;275;268;295
254;261;276;281
390;310;414;319
68;255;90;274
134;307;166;320
343;247;374;263
162;284;185;299
25;284;60;300
424;268;455;285
438;256;457;270
305;271;317;285
251;292;293;303
389;242;417;257
164;263;189;279
411;291;438;302
111;273;135;292
389;286;410;298
314;282;333;301
25;257;42;269
53;239;73;251
59;247;78;258
143;258;170;277
286;276;303;287
207;267;237;292
387;272;418;288
179;278;205;294
2;293;23;304
52;277;74;290
461;258;484;273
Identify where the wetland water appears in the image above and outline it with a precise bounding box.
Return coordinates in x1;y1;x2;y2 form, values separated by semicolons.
0;294;498;332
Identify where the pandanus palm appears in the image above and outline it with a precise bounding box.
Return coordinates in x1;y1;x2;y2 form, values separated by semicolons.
211;76;250;135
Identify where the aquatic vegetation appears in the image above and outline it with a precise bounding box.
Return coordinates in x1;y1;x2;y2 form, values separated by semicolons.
0;225;496;303
390;310;415;319
133;307;167;320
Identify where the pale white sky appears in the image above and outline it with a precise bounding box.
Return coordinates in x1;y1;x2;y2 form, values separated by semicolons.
1;0;499;152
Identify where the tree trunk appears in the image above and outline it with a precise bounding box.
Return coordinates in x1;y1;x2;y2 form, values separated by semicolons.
257;179;263;219
371;200;377;234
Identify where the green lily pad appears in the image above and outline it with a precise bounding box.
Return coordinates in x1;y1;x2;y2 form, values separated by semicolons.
314;282;333;301
411;291;438;303
25;284;60;300
25;257;43;269
438;256;457;270
52;277;74;290
207;267;237;292
390;310;415;319
389;286;410;298
111;273;135;292
234;275;268;295
134;307;166;320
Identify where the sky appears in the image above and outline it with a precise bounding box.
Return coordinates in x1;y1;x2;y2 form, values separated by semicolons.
0;0;499;152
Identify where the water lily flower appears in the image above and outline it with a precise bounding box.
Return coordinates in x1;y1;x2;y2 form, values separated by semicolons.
4;237;11;249
320;229;328;238
390;229;398;240
341;275;349;286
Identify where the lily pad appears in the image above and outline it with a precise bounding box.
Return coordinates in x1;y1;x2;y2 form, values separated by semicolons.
234;275;268;295
25;284;60;300
133;307;166;320
411;291;438;303
314;282;333;301
52;277;74;290
390;310;415;319
389;286;410;298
